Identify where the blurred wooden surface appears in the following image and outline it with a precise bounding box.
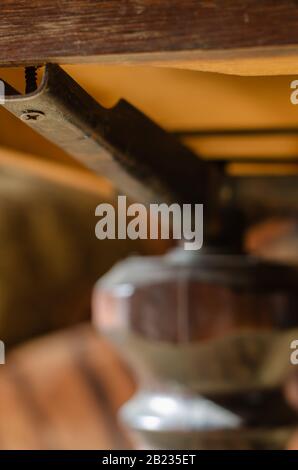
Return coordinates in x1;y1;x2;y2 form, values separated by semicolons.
0;146;171;347
0;325;134;449
0;316;296;449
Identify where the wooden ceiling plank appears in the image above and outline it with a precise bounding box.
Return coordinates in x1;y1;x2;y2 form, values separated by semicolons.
1;1;298;74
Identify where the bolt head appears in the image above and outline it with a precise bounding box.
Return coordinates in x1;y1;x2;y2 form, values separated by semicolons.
20;110;45;122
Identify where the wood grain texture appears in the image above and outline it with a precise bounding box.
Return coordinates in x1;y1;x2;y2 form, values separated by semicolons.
1;1;298;69
0;325;134;449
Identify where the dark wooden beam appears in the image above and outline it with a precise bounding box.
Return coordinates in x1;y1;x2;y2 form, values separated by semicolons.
1;1;298;69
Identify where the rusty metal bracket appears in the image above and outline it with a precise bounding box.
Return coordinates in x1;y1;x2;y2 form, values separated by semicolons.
1;64;220;206
2;64;298;247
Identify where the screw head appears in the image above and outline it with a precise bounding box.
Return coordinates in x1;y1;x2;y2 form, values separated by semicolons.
20;110;45;122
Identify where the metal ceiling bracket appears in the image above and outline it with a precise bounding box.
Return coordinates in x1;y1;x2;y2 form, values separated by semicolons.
2;64;298;239
1;64;220;206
